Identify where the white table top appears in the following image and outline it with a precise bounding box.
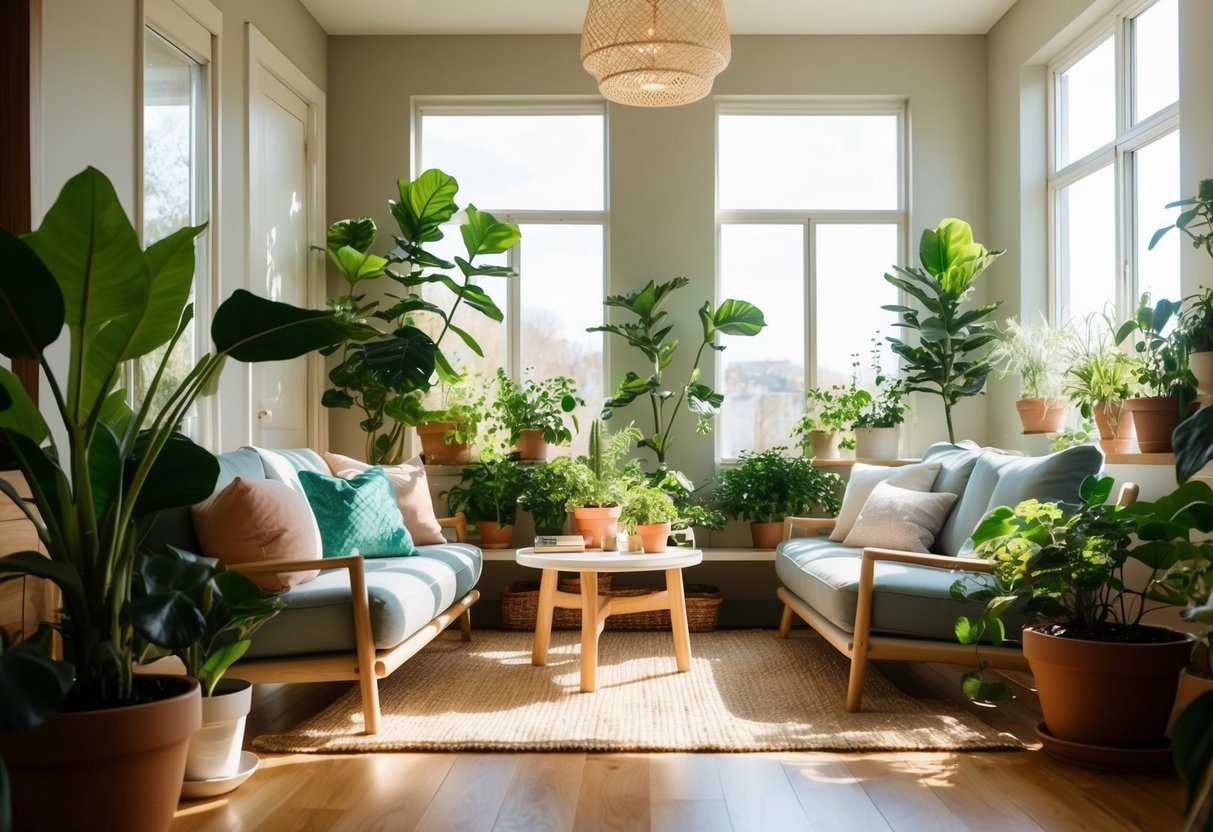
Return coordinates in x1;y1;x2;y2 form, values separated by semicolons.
515;547;703;572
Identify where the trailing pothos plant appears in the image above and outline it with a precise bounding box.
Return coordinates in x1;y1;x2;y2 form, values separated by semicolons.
591;277;766;466
884;218;1003;443
320;169;521;464
0;169;370;771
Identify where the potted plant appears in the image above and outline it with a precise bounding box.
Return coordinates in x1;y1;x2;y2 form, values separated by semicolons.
619;484;679;553
953;475;1213;766
884;218;1003;442
134;550;283;784
1181;287;1213;397
320;170;522;464
712;447;843;549
990;315;1069;434
1061;314;1141;454
443;453;531;548
416;371;488;465
0;168;369;831
490;368;583;461
564;420;644;549
1114;294;1196;452
517;455;583;535
850;339;909;459
790;382;868;460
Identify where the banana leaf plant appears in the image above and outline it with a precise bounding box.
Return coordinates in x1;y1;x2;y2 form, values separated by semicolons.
591;277;766;466
319;169;521;464
883;218;1004;442
0;168;373;747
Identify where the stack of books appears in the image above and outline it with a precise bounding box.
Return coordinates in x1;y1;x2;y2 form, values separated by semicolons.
533;534;586;553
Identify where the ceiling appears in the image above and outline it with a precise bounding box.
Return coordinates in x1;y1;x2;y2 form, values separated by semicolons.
301;1;1021;37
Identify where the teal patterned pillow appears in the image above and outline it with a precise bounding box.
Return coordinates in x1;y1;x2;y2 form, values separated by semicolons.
298;467;415;558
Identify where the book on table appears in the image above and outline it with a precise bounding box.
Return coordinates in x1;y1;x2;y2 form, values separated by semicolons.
533;534;586;553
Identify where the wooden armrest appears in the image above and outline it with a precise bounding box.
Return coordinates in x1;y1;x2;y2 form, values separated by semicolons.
861;547;993;573
1116;482;1139;507
226;555;364;576
782;516;836;541
438;512;468;543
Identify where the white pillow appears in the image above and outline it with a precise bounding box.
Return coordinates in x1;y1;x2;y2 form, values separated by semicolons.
829;462;942;542
841;482;959;553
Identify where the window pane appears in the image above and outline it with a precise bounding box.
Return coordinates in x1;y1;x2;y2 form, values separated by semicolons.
1058;166;1116;322
1133;0;1178;124
1057;37;1114;167
1136;130;1180;305
718;114;899;210
518;224;604;457
419;114;604;210
814;224;900;388
719;224;805;457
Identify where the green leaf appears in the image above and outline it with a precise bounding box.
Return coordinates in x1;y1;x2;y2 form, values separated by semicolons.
450;280;504;322
332;246;389;285
460;205;521;258
0;367;48;444
605;372;657;408
327;217;376;252
321;388;356;409
128;431;220;518
686;383;724;415
960;671;1015;704
198;640;250;695
212;289;375;362
1175;407;1213;483
453;257;517;279
446;322;484;357
360;326;437;392
1079;475;1114;505
0;226;65;359
699;302;715;343
98;389;134;442
713;299;767;336
919;317;949;343
88;422;121;522
1173;691;1213;811
0;629;73;734
394;169;459;245
131;553;211;650
375;295;445;321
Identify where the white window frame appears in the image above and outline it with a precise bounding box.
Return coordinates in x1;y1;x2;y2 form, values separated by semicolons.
1047;0;1180;324
139;0;222;449
714;98;910;463
411;97;611;382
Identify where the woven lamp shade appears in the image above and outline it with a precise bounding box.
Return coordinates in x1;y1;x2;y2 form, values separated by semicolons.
581;0;731;107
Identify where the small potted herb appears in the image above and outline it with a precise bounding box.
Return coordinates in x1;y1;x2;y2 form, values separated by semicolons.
1180;287;1213;396
564;420;644;549
490;368;584;461
791;382;869;459
990;315;1069;434
1061;314;1141;453
443;454;531;548
850;340;908;459
416;371;488;465
712;447;843;549
1114;294;1196;452
518;455;584;535
619;484;679;553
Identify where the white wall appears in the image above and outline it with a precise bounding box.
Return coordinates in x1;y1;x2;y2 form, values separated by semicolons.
325;33;989;486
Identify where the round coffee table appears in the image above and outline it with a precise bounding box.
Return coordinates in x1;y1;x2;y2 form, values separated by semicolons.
515;547;704;693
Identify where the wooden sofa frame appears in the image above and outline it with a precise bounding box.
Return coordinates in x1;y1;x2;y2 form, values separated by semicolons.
226;513;476;734
777;483;1140;712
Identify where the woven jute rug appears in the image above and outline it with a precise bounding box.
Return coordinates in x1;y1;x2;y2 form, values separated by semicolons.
253;629;1020;753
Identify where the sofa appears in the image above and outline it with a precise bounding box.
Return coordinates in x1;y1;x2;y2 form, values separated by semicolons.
146;446;482;734
775;441;1136;712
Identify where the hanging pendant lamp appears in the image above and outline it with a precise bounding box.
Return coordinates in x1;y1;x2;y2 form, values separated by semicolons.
580;0;731;108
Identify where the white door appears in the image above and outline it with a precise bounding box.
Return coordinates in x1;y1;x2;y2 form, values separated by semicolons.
249;49;316;449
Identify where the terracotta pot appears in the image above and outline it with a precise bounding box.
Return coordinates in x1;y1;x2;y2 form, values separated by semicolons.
1171;668;1213;730
514;429;549;462
1122;397;1182;453
186;678;252;781
750;521;784;550
808;430;841;459
1191;351;1213;396
853;426;900;460
1023;625;1195;748
572;505;622;550
0;675;201;832
1015;397;1069;434
416;421;471;465
476;520;514;549
1093;402;1136;455
636;521;672;553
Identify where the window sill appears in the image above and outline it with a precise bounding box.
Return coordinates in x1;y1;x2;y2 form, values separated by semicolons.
1102;453;1176;466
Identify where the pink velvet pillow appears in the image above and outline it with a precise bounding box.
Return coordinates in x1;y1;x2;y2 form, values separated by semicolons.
191;477;323;592
323;452;446;546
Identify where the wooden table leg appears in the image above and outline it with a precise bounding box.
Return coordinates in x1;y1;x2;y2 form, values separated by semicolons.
580;569;601;692
666;567;692;672
532;567;558;666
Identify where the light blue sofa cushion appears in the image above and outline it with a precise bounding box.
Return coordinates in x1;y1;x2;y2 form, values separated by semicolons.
935;453;1019;557
775;539;1015;640
244;542;482;658
984;444;1104;517
925;443;1003;557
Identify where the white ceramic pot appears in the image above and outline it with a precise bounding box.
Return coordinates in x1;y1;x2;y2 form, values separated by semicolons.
853;426;900;460
808;430;841;460
185;678;253;781
1192;351;1213;396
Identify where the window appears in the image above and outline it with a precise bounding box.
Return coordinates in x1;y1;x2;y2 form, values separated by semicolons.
416;103;607;454
717;103;907;458
140;0;218;443
1050;0;1179;324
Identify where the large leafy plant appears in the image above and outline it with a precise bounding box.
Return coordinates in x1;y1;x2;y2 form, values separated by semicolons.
320;170;521;463
563;420;644;510
0;169;370;733
884;218;1003;442
1114;293;1195;401
712;447;843;524
489;368;583;446
1061;313;1140;422
592;277;765;466
443;454;531;526
989;314;1067;399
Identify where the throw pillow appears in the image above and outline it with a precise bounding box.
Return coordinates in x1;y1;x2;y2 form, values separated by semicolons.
841;481;959;553
298;467;415;558
191;477;323;593
323;451;446;546
829;462;942;542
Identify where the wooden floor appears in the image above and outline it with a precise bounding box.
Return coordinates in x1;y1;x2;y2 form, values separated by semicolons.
172;633;1188;832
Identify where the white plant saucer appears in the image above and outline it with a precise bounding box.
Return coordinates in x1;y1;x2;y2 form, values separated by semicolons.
180;750;261;800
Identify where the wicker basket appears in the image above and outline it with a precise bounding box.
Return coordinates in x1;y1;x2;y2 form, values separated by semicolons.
499;581;722;632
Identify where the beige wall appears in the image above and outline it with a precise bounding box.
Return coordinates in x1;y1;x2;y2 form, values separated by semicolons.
326;33;989;486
